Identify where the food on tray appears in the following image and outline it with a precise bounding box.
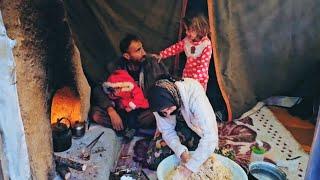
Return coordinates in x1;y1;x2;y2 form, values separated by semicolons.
165;155;232;180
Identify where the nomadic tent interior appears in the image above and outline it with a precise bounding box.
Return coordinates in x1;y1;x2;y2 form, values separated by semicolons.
0;0;319;179
64;0;319;152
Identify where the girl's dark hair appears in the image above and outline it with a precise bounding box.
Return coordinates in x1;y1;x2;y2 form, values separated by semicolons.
182;14;210;39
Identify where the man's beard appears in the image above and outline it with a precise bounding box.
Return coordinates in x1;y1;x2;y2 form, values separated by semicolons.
126;59;144;72
130;55;146;63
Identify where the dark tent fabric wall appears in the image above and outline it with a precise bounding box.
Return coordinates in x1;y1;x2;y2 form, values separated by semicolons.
64;0;320;119
64;0;181;85
210;0;320;117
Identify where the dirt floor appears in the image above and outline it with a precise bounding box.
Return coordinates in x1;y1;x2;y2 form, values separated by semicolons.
269;106;315;153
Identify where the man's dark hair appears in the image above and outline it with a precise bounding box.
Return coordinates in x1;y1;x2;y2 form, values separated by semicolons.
119;34;141;54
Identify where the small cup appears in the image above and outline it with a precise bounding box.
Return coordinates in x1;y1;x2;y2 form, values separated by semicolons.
251;152;264;162
251;146;266;162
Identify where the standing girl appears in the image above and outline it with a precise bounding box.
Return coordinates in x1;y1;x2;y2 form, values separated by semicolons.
154;15;212;90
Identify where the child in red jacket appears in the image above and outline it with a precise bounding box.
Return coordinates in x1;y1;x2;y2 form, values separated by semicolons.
102;70;149;112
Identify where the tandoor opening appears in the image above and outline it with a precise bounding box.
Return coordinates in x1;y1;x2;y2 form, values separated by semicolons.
50;86;82;125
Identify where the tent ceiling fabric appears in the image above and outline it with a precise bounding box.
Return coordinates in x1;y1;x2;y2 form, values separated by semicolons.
65;0;320;118
64;0;181;85
211;0;320;117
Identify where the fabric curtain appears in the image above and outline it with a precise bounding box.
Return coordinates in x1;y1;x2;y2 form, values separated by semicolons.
64;0;182;86
65;0;320;118
210;0;320;117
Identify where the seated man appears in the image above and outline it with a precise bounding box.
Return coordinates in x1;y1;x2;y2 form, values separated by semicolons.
90;34;168;138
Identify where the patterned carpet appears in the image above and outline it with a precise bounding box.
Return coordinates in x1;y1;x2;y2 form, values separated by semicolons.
112;103;310;180
269;106;315;153
221;103;309;180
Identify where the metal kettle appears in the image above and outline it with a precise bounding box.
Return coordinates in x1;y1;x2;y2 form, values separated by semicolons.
52;117;72;152
71;121;86;138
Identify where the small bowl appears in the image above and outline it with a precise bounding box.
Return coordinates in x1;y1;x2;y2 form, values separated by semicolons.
249;161;287;180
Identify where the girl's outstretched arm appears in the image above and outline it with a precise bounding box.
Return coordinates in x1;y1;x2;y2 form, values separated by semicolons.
159;39;185;59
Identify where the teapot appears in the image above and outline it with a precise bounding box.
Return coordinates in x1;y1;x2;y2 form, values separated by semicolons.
71;121;86;138
52;117;72;152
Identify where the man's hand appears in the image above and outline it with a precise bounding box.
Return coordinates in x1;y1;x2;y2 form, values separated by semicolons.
180;151;191;164
107;107;124;131
150;53;162;63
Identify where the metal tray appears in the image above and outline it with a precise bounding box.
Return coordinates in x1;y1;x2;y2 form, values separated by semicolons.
249;161;287;180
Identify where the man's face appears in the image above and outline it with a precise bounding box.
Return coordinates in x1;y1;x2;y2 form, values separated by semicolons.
123;40;146;62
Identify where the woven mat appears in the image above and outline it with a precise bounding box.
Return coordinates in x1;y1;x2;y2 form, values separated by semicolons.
112;137;157;180
114;103;309;180
235;102;309;179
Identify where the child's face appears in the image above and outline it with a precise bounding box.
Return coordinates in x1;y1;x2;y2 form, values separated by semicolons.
108;87;122;99
184;25;198;41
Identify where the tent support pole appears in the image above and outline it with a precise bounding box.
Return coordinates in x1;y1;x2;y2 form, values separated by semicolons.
207;0;233;121
172;0;188;75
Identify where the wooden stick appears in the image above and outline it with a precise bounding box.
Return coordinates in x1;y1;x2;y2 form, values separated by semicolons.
56;163;71;180
86;131;105;149
173;0;188;75
54;155;87;171
141;169;150;180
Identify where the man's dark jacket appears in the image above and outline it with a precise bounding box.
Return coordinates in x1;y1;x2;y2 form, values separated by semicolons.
92;57;168;109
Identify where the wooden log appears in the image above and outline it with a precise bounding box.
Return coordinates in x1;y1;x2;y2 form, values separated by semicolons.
54;155;87;171
56;163;71;180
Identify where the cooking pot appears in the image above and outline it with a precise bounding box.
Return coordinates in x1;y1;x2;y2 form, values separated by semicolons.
52;117;72;152
71;121;86;138
248;161;287;180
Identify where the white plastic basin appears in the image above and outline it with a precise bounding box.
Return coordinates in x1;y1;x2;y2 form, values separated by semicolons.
157;153;248;180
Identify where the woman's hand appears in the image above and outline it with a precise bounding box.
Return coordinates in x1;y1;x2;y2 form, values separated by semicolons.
180;151;191;164
107;107;124;131
180;165;192;177
154;128;161;139
150;53;162;63
171;165;192;179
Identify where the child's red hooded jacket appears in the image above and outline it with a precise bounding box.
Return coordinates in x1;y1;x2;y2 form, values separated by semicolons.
102;70;149;111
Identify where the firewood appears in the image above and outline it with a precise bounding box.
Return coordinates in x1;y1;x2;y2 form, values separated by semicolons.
54;155;87;171
56;163;71;180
